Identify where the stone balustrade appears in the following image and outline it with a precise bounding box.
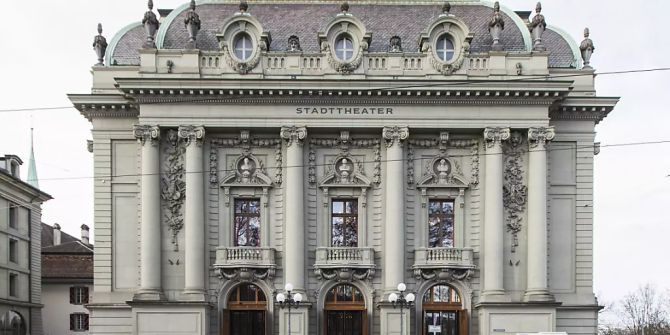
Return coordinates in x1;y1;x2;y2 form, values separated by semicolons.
214;247;276;268
313;247;376;281
314;247;375;267
413;247;475;269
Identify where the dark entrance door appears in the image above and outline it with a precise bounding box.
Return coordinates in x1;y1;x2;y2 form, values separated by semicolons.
326;311;364;335
223;283;267;335
229;311;265;335
324;284;367;335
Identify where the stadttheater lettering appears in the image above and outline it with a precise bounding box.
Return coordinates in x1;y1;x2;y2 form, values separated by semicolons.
296;107;393;115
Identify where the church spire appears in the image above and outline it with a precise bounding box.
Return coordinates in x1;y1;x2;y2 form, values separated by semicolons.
27;127;39;188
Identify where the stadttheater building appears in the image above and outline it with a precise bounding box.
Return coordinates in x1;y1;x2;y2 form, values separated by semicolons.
69;0;618;334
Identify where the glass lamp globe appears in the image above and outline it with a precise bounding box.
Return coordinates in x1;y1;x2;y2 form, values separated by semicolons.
406;293;416;303
397;283;407;292
276;292;286;303
285;283;294;292
294;293;303;303
388;292;398;303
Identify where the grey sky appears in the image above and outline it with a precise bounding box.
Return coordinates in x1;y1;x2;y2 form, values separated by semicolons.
1;0;668;310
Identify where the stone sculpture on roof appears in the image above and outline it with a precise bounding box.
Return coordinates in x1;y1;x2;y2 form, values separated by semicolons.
529;2;547;51
580;28;595;69
142;0;160;48
93;23;107;66
184;0;201;48
489;1;505;51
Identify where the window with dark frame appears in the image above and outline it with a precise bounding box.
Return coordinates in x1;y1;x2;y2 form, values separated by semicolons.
428;199;455;248
9;205;18;229
9;273;18;297
331;199;358;247
233;199;261;247
9;239;18;263
226;283;267;335
70;313;89;331
70;286;89;305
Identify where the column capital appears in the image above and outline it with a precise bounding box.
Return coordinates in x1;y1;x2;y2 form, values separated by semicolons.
382;126;409;147
178;125;205;147
280;126;307;147
133;125;160;146
528;126;555;149
483;127;510;148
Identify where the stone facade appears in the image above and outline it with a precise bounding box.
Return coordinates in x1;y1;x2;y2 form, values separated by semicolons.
69;1;618;334
0;155;52;334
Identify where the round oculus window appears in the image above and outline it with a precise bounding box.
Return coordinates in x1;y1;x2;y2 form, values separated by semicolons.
233;33;253;61
335;36;355;61
435;35;455;62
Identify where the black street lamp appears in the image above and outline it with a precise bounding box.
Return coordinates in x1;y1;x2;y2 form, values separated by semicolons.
276;283;303;334
388;283;416;335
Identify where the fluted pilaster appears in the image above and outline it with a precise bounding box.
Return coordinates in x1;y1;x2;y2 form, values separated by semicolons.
525;127;555;302
179;125;206;300
280;126;307;293
382;126;409;292
133;125;164;301
482;127;510;301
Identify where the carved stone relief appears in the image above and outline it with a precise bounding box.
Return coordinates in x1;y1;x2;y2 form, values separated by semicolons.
217;267;275;281
407;136;479;187
413;268;473;281
161;129;186;251
503;132;526;254
209;131;282;186
314;268;375;282
309;135;381;185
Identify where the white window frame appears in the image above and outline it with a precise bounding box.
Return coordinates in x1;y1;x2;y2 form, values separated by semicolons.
71;313;88;331
335;35;355;61
435;34;455;62
233;33;254;61
72;286;88;305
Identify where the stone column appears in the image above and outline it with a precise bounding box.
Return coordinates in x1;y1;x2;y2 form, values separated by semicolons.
133;125;164;300
179;125;206;300
382;126;409;292
482;127;510;300
525;127;555;302
280;126;307;293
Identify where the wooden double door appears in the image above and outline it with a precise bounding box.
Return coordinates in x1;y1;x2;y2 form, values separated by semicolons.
325;310;365;335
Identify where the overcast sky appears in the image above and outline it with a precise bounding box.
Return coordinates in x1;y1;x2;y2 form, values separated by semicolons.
1;0;668;313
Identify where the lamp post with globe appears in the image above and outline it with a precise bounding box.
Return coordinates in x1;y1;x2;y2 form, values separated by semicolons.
388;283;415;335
276;283;303;334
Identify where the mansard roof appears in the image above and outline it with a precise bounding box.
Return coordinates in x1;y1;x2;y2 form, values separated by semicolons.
109;1;578;68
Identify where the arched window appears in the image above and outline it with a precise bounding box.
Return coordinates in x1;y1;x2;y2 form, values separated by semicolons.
335;35;355;61
224;283;266;335
0;310;27;335
234;33;254;61
324;284;366;335
422;285;467;335
435;35;455;62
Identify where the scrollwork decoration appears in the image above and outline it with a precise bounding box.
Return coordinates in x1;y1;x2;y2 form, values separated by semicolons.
503;132;526;253
161;129;186;251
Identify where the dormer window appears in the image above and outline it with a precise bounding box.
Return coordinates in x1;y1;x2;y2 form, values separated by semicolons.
436;35;455;62
233;33;253;61
335;35;354;61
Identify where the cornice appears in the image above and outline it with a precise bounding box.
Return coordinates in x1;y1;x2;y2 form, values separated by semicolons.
550;96;619;124
112;78;571;107
68;93;139;121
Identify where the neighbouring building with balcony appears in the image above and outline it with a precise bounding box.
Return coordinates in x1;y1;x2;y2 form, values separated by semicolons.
0;155;52;335
68;1;617;334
